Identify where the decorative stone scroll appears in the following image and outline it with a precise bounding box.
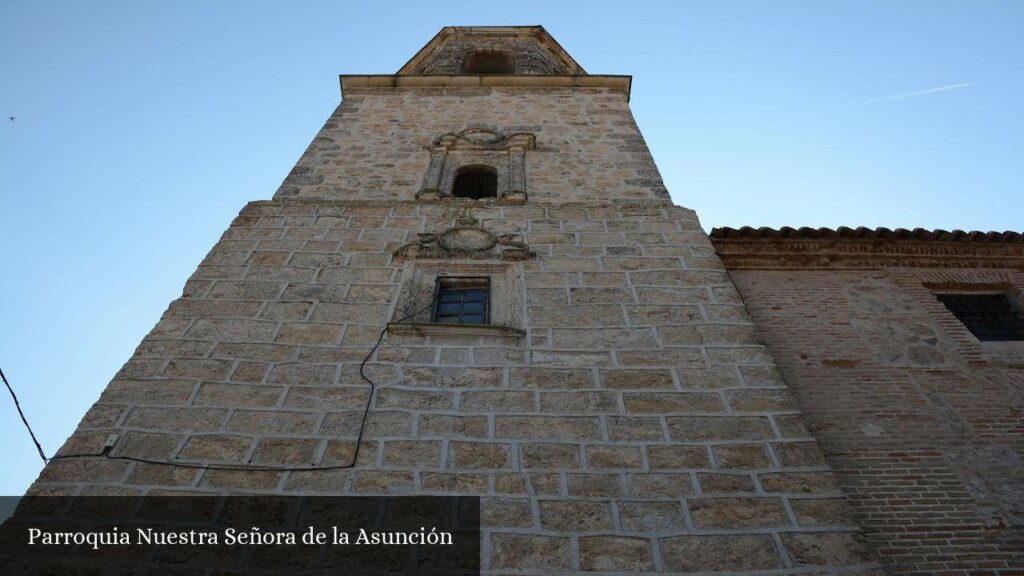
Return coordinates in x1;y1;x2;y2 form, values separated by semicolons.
394;224;534;261
417;127;536;204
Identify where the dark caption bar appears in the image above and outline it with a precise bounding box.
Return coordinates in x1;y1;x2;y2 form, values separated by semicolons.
0;495;480;575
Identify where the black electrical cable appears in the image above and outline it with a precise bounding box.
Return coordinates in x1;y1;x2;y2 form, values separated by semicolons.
6;299;437;473
1;366;49;464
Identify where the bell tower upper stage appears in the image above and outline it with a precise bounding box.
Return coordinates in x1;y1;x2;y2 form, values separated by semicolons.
397;26;586;75
274;26;663;203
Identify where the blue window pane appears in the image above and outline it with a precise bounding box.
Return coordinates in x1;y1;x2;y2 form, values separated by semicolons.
439;291;462;302
438;303;461;315
436;316;459;324
463;290;486;302
461;315;484;324
462;302;484;314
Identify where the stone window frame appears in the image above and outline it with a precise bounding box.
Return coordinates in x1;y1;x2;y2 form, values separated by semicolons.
417;128;535;204
388;261;525;340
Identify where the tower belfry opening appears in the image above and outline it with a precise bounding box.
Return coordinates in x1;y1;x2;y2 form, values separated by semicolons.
451;166;498;199
463;50;513;74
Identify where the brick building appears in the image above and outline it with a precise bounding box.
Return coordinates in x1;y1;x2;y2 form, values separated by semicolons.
711;227;1024;574
20;25;1022;574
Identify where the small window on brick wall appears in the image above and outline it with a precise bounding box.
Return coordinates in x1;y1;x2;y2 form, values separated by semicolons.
434;277;490;325
936;293;1024;341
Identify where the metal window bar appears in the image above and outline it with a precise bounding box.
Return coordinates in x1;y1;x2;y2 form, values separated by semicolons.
433;277;490;325
936;293;1024;341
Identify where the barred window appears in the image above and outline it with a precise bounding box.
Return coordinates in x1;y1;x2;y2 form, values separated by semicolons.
452;167;498;199
936;293;1024;341
434;278;490;325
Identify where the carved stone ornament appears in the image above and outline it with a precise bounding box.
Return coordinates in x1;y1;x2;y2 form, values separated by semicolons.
432;128;536;151
417;127;536;203
394;225;534;261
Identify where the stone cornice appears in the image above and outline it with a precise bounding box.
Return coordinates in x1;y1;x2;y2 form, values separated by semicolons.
247;198;681;209
339;74;632;101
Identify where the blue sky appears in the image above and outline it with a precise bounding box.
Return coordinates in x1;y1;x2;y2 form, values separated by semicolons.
1;0;1021;494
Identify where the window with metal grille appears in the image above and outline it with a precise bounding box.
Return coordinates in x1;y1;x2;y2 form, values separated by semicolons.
434;277;490;325
452;167;497;199
936;293;1024;341
464;51;513;74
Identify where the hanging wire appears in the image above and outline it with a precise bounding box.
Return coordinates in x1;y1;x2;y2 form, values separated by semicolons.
4;298;437;473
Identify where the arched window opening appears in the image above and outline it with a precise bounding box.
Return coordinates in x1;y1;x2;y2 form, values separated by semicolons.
452;167;498;199
463;51;513;74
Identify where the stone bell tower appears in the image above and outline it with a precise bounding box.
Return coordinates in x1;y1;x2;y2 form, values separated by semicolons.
31;26;879;573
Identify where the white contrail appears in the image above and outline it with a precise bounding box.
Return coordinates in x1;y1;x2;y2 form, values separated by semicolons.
825;82;972;110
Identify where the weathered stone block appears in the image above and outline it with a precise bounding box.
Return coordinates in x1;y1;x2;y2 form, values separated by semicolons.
607;416;665;441
461;390;534;412
480;497;533;528
275;322;343;344
417;414;487;437
540;391;618;413
491;534;571;570
195;383;283;407
647;445;711;469
284;386;369;409
627;473;694;498
521;443;581;469
539;500;613;531
586;445;643;469
623;391;725;413
579;536;654;571
688;496;789;528
617;501;686;531
99;380;195;405
601;369;675;389
781;531;867;566
227;410;319;435
185;318;277;341
375;388;453;410
660;534;781;571
252;437;320;465
124;407;227;433
667;416;775;441
178;435;253;462
496;416;600;440
381;440;442;467
759;472;840;494
448;441;512;469
715;443;773;469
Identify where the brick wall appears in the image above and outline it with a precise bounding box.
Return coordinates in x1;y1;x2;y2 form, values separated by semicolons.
717;238;1024;575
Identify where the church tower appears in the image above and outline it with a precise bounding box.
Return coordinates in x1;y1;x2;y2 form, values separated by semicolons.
30;26;878;573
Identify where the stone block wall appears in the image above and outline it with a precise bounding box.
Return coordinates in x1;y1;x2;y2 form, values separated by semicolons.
274;87;668;202
31;198;879;573
716;237;1024;575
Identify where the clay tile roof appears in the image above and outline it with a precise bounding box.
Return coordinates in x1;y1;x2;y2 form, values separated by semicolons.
709;227;1024;243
